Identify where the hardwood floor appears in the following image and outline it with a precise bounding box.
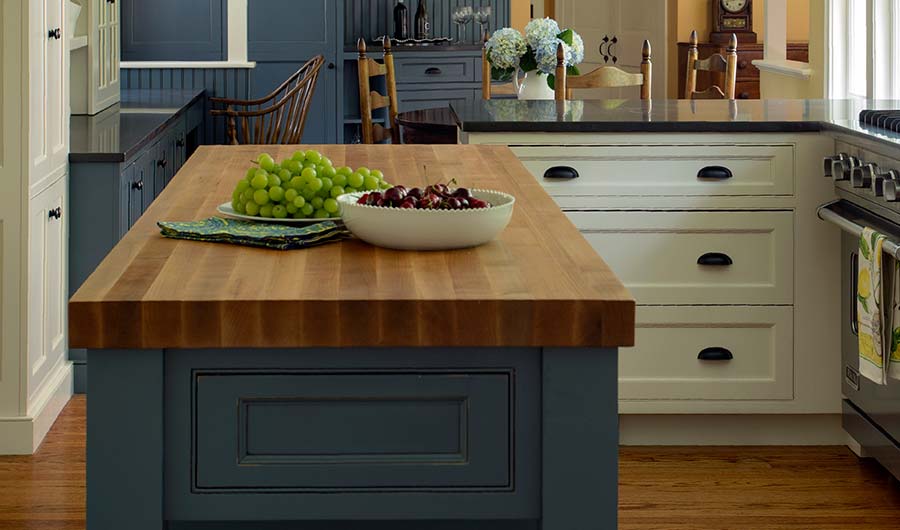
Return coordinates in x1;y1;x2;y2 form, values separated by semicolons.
3;396;900;529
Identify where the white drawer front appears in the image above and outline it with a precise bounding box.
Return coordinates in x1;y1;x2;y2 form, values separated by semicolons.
568;211;794;305
511;145;794;197
620;306;794;401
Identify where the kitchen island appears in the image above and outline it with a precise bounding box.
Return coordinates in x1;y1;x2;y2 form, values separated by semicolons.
69;145;635;530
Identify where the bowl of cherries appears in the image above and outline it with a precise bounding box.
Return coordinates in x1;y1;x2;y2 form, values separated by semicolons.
337;181;515;250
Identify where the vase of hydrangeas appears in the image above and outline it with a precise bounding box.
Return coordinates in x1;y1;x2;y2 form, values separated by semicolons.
484;18;584;100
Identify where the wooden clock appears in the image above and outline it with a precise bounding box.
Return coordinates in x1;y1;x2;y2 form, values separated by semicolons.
710;0;757;45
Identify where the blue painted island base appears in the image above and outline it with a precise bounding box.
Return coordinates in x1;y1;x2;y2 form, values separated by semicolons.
87;347;618;530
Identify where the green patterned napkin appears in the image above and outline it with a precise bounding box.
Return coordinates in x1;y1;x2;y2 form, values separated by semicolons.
158;217;350;250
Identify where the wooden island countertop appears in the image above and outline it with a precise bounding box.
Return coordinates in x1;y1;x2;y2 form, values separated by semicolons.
69;145;634;350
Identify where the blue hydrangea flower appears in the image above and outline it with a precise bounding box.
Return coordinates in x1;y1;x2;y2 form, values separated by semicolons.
567;32;585;65
485;28;527;71
524;18;561;50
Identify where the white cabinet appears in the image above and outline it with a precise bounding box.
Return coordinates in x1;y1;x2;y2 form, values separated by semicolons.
30;0;69;189
469;132;839;428
27;176;68;400
0;0;73;455
71;0;120;115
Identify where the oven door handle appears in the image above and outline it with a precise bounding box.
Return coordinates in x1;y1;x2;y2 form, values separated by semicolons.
817;201;900;259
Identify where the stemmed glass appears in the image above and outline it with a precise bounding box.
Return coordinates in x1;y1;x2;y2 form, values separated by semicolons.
452;6;474;44
474;6;492;38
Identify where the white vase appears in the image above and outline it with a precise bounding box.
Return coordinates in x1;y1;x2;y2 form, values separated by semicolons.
515;70;555;100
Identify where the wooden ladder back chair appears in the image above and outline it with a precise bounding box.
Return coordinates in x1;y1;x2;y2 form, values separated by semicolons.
554;40;652;100
684;30;737;100
481;31;518;99
210;55;325;144
357;36;400;144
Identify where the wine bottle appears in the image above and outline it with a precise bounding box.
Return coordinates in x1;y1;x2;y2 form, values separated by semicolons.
414;0;429;40
393;0;409;40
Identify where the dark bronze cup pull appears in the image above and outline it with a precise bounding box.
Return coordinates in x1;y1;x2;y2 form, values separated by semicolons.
698;347;733;361
425;67;442;75
697;166;733;180
543;166;579;179
697;252;733;266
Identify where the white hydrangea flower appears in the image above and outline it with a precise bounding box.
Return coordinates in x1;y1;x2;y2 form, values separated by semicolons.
524;17;561;51
485;28;527;71
567;31;585;65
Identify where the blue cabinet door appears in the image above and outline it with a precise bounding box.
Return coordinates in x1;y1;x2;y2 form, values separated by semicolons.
121;0;226;61
248;0;339;144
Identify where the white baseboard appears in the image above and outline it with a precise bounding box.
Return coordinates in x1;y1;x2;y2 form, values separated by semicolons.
620;414;846;446
0;361;73;455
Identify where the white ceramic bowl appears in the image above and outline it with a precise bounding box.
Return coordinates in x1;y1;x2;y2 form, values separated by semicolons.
337;189;515;250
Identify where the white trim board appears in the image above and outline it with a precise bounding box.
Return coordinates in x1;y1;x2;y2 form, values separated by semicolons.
0;361;73;455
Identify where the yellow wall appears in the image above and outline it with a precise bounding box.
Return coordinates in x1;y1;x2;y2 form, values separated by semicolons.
758;0;824;99
668;0;811;97
511;0;530;31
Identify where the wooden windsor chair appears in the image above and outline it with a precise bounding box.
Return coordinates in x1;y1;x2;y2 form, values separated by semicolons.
209;55;325;145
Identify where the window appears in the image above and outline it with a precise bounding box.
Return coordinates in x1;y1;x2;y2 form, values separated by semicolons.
828;0;900;99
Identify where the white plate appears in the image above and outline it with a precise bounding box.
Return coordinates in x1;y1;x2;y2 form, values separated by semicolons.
216;202;341;224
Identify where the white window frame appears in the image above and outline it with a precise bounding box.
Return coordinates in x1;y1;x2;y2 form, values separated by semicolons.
827;0;900;99
121;0;254;69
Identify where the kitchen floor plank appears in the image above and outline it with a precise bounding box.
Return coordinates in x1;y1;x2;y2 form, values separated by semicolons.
2;397;900;530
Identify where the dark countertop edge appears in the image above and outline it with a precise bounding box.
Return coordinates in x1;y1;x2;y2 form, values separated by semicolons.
455;119;827;134
69;89;206;165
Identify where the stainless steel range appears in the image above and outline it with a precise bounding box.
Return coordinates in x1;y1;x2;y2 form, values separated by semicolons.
819;112;900;477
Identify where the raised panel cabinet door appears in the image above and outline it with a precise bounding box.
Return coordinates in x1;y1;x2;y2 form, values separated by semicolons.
121;0;225;61
249;0;338;143
30;0;68;187
27;176;68;399
93;0;120;111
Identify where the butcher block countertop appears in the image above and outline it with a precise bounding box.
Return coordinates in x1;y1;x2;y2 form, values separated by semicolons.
68;145;634;350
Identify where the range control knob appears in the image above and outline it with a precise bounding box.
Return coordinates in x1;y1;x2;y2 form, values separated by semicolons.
882;170;900;201
823;153;849;178
832;156;861;182
852;163;878;189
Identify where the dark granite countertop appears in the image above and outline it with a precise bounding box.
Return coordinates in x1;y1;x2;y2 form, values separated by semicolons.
70;88;205;164
451;98;900;149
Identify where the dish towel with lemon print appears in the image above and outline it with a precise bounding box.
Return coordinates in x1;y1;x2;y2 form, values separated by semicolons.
857;227;900;384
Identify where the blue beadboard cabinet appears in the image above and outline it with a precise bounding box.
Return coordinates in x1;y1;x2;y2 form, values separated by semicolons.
68;89;205;392
120;0;508;144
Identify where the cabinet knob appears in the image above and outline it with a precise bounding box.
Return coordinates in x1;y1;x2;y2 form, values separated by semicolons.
698;347;733;361
47;207;62;220
738;60;748;69
175;138;185;147
48;28;61;40
327;62;335;70
697;165;732;180
157;159;168;168
738;92;751;99
132;179;144;190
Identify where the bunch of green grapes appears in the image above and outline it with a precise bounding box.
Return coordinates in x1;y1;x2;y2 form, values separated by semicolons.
230;150;392;220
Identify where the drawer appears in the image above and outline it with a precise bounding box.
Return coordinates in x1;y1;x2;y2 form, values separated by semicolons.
511;144;794;197
568;211;794;305
735;80;760;100
397;88;476;113
394;56;478;84
194;371;511;491
735;49;764;79
620;306;794;400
